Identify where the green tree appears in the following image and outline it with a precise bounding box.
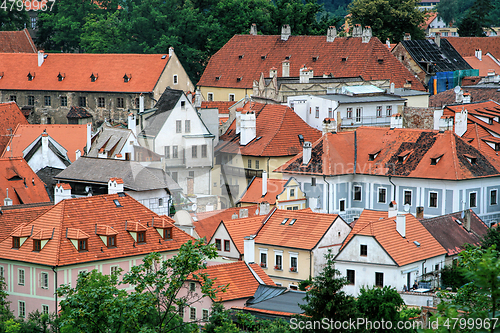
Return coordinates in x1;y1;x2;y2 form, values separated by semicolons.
203;303;240;333
436;0;458;26
298;250;357;332
0;6;29;31
482;226;500;249
80;11;125;53
348;0;428;42
458;0;495;36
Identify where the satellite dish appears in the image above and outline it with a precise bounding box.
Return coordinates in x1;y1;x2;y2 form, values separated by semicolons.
404;204;410;212
454;86;461;94
191;203;197;211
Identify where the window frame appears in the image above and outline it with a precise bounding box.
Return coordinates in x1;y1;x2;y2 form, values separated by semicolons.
470;192;477;208
172;146;178;159
378;188;387;204
19;301;26;318
224;239;230;252
404;190;412;206
42;304;49;315
176;120;182;133
355;107;362;123
117;97;124;108
207;93;214;102
328;107;333;118
215;239;221;251
376;105;382;117
360;244;367;257
375;272;384;287
339;199;346;212
60;96;67;107
353;185;362;201
164;146;170;159
248;159;252;169
290;188;295;197
192;145;197;158
347;269;355;285
429;191;438;208
202;309;209;321
260;251;267;268
255;160;260;169
173;75;178;85
44;95;51;106
189;282;196;292
386;105;392;116
137;231;146;244
201;145;207;158
18;268;25;285
33;239;41;252
97;97;105;108
41;272;49;289
164;227;172;240
27;95;34;106
12;237;20;249
185;120;191;133
346;107;353;119
491;189;498;206
107;235;116;248
79;96;86;107
190;307;196;320
315;106;320;118
78;239;88;252
275;253;283;270
289;252;298;272
229;94;235;102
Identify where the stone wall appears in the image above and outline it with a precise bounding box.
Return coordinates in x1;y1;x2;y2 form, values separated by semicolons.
403;106;435;129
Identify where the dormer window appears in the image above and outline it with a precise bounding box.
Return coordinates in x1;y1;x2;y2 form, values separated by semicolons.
239;55;243;59
285;55;291;60
237;77;242;82
27;72;34;81
181;101;186;110
123;74;131;83
281;218;289;225
341;57;347;62
107;235;116;247
489;118;494;125
90;73;98;82
377;58;384;63
13;237;20;249
215;76;221;81
261;55;266;60
312;56;318;62
57;73;65;81
33;239;41;251
464;154;477;164
430;154;443;165
164;227;172;240
397;150;412;163
137;231;146;243
78;239;88;251
369;150;380;161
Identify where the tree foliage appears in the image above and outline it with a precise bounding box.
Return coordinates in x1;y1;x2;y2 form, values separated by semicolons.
348;0;428;42
356;286;406;332
0;8;28;31
458;0;495;36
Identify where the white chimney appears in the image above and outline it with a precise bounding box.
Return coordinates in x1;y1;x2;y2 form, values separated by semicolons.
362;27;372;43
4;188;12;206
390;82;395;94
41;130;49;167
139;95;144;113
388;201;397;218
281;24;291;41
75;150;81;160
98;148;107;158
352;25;362;37
463;209;471;232
86;123;92;155
455;86;464;103
259;202;270;215
250;23;257;35
390;114;403;129
322;118;337;134
128;113;136;137
327;26;337;42
433;109;444;130
302;141;312;165
455;108;468;137
54;183;71;204
194;88;201;108
300;66;310;83
439;116;453;132
476;49;482;61
235;110;242;134
396;214;406;238
386;38;391;49
240;112;256;145
262;171;268;197
243;235;255;263
404;33;411;41
38;50;44;67
435;32;441;48
282;60;290;77
108;178;124;195
269;67;277;78
463;93;471;103
169;47;174;57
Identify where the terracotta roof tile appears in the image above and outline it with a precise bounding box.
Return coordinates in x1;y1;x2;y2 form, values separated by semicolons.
0;53;169;93
445;37;500;62
67;106;93;119
95;225;119;236
217;102;321;157
238;178;288;205
0;29;36;53
341;210;447;266
430;87;500;108
200;101;235;114
255;209;339;250
231;306;299;317
463;55;500;77
0;205;50;241
56;183;71;190
214;216;265;254
199;35;425;91
248;263;276;286
0;193;193;266
0;102;29;154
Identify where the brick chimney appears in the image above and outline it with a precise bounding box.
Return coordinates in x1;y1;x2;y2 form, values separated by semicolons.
108;178;124;195
282;60;290;77
302;141;312;165
327;26;337;42
281;24;291;41
54;183;71;204
250;23;257;36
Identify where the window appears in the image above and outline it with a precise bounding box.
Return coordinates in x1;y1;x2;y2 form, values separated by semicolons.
202;145;207;158
41;272;49;289
339;199;345;212
404;190;412;205
435;264;439;271
107;235;116;248
189;282;196;292
98;97;105;108
164;146;170;159
164;227;172;240
79;96;86;107
360;245;367;256
171;172;178;183
33;239;41;251
135;97;140;108
491;190;498;205
44;96;51;106
192;145;197;158
78;239;88;251
248;160;252;169
376;105;382;117
190;307;196;320
0;266;3;278
42;305;49;314
353;185;362;201
355;107;362;122
176;120;182;133
215;239;221;251
328;107;333;118
260;252;267;268
255;160;260;169
207;93;214;102
202;309;209;321
10;95;16;102
275;254;282;270
31;16;36;29
19;301;25;318
110;266;118;275
229;94;235;102
375;272;384;287
173;75;178;84
347;107;353;119
347;269;355;285
18;269;25;285
290;189;295;197
27;96;34;106
470;192;477;208
224;240;230;251
290;256;298;272
386;105;392;116
181;101;186;110
189;171;195;178
12;237;20;249
178;306;184;317
60;96;67;107
117;97;124;108
172;146;178;158
429;192;438;208
315;107;320;118
378;188;386;203
311;177;317;186
137;232;146;243
185;120;190;133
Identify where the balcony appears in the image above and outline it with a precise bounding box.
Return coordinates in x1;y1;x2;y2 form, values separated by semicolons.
341;116;391;128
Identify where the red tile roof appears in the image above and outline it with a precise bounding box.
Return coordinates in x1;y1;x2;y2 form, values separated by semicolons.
231;306;299;317
67;106;93;119
217;102;321;157
463;55;500;77
430;87;500;108
0;157;51;205
0;29;36;53
198;35;425;91
212;216;265;254
341;210;447;266
0;102;29;154
238;178;288;205
200;101;235;114
445;37;500;62
248;263;276;286
0;53;170;93
1;124;88;162
255;209;340;250
277;127;500;180
0;193;193;266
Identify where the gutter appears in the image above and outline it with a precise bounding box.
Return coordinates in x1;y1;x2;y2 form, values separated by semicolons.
389;176;396;201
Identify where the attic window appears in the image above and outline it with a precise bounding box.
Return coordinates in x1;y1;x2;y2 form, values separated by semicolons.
312;56;318;62
90;73;98;82
464;154;477;164
289;219;297;225
398;150;412;163
113;199;122;207
123;74;132;83
281;218;289;225
163;227;172;240
237;77;242;82
430;154;443;165
489;118;494;125
0;72;4;79
57;73;65;81
27;72;34;81
368;151;380;161
285;55;291;60
341;57;347;62
33;239;41;251
413;241;420;247
78;239;88;251
161;55;167;59
137;231;146;243
239;55;244;59
215;76;221;81
378;58;384;63
12;237;20;249
261;55;266;60
118;192;126;197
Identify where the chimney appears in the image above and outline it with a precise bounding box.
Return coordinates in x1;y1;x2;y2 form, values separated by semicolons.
38;50;44;67
240;112;256;145
322;118;337;134
169;47;174;57
4;188;12;206
139;94;144;114
416;206;424;219
86;123;92;155
386;38;391;49
463;92;471;104
98;148;107;159
352;24;362;37
235;109;242;134
463;209;471;232
404;33;411;41
455;87;463;103
300;66;310;83
281;24;291;41
435;32;441;48
128;113;136;137
243;235;255;263
250;23;257;35
262;171;268;197
396;214;406;238
388;201;397;218
476;49;482;61
259;202;270;215
282;60;290;77
269;67;277;78
108;178;124;195
439;116;453;132
302;141;312;165
455;108;468;137
390;82;395;94
390;114;403;129
194;88;201;108
327;26;337;42
41;130;49;167
362;26;372;43
75;150;81;160
54;183;71;204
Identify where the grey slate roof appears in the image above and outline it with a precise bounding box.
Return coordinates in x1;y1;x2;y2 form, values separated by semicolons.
89;125;132;158
247;290;307;314
153;87;184;116
55;157;181;192
247;285;287;305
139;110;172;138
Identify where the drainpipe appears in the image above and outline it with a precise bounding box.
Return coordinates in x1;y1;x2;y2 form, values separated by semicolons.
52;266;58;318
309;250;313;281
323;176;330;213
389;176;396;202
354;130;357;175
267;157;271;175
